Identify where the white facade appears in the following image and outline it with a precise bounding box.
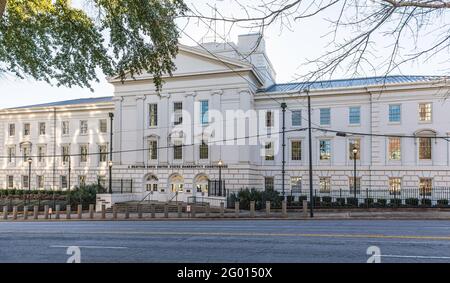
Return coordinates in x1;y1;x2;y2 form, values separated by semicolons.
1;34;450;205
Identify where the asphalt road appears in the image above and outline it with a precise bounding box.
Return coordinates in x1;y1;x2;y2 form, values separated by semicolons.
1;220;450;263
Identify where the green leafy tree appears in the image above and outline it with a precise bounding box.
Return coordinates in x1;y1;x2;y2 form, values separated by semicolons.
0;0;186;90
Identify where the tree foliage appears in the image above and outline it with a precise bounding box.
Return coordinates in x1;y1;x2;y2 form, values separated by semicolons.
0;0;186;90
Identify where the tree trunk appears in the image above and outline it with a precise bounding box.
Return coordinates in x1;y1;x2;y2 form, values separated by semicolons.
0;0;6;18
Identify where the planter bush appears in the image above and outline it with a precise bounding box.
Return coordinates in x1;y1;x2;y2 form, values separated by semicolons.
336;198;345;206
405;198;419;207
364;198;374;206
322;196;332;204
312;196;321;207
375;199;387;207
420;198;432;207
389;198;402;207
346;197;358;207
437;199;449;207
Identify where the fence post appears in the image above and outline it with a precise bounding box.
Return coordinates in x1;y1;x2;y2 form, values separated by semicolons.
101;204;106;219
282;200;287;218
151;203;156;218
303;200;308;217
2;205;8;220
177;203;182;218
23;206;28;220
55;205;60;219
120;179;123;194
235;202;239;218
220;202;224;218
44;205;49;219
164;203;169;218
205;203;210;217
33;206;39;220
113;204;118;219
366;188;369;208
77;205;82;219
138;204;143;219
12;206;18;220
266;201;271;217
250;201;255;218
125;206;129;219
89;204;94;219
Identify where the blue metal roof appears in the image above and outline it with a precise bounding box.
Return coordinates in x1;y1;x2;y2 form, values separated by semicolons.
263;75;445;93
8;96;113;110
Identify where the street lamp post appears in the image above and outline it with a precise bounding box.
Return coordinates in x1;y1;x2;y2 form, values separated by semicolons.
108;160;113;194
218;160;223;196
27;158;32;204
352;147;358;200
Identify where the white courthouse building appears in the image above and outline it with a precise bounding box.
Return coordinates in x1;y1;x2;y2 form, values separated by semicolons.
1;34;450;206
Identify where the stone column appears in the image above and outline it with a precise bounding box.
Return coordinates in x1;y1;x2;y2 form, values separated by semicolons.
12;206;18;220
177;203;182;218
89;204;94;219
220;202;224;218
138;204;143;219
250;201;255;218
2;205;8;220
282;200;287;218
44;205;49;219
113;204;118;219
55;205;60;219
77;205;82;219
266;201;271;217
23;206;28;220
164;203;169;218
235;202;240;218
303;200;308;217
33;206;39;219
205;203;210;217
66;205;71;219
101;204;106;219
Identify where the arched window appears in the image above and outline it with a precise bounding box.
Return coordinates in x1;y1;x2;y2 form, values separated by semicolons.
169;174;184;193
145;174;158;192
194;174;209;194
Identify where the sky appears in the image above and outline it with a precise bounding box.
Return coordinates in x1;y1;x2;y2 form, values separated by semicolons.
1;0;449;109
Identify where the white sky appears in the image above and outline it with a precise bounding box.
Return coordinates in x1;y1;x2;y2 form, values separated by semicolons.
1;0;449;109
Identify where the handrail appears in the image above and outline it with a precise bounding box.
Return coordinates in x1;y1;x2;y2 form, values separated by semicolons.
139;191;154;203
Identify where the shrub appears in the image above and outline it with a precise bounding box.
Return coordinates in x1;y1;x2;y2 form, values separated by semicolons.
230;188;282;210
336;198;345;206
364;198;374;206
322;196;332;204
405;198;419;206
420;198;432;207
375;199;387;207
346;197;358;207
67;184;103;207
437;199;449;207
287;196;295;205
389;198;402;207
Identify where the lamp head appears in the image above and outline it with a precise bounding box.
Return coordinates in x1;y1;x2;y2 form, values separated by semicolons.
218;160;223;166
352;148;358;154
27;157;32;164
108;160;113;167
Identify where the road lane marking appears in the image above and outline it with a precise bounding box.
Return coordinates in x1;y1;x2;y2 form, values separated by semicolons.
50;245;127;249
2;230;450;241
379;254;450;260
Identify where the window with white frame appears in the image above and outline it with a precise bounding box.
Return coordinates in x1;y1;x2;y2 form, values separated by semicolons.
199;140;209;159
349;138;361;160
389;104;401;122
349;177;361;194
266;111;273;127
291;177;302;193
173;102;183;125
79;175;86;187
319;140;331;160
99;144;108;163
61;175;68;190
22;175;29;189
23;123;30;136
200;100;209;125
80;120;88;135
21;144;31;162
39;122;46;135
99;119;107;133
7;175;14;189
319;177;331;193
80;144;88;163
37;175;44;189
62;121;69;135
148;104;158;127
265;177;274;191
291;140;301;160
37;145;46;163
265;141;274;161
173;145;183;160
419;178;432;196
389;178;401;195
388;137;401;160
349;107;361;124
148;139;158;160
419;137;432;160
7;146;16;163
418;103;432;122
61;145;70;164
320;108;331;125
8;124;15;137
291;110;302;127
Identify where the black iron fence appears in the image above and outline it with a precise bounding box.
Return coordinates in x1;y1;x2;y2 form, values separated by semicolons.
208;180;226;197
111;179;134;194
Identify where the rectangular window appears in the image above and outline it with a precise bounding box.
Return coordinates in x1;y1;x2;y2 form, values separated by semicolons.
37;175;44;189
62;121;69;135
62;145;70;164
80;145;88;163
79;175;86;187
199;140;209;159
320;108;331;125
291;177;302;193
148;140;158;160
99;119;107;133
22;145;31;162
99;145;108;162
419;137;432;160
291;140;301;161
349;107;361;124
9;124;15;137
419;103;432;121
22;175;29;189
7;147;15;163
388;137;401;160
149;104;158;127
389;104;401;122
80;120;88;135
23;123;30;136
265;142;274;161
173;145;183;160
265;177;274;191
319;140;331;160
7;176;14;189
419;178;432;196
349;139;361;160
292;110;302;127
319;177;331;193
37;145;46;163
39;122;46;135
266;111;273;127
389;178;401;195
174;102;183;125
200;100;209;125
61;175;68;190
349;177;361;194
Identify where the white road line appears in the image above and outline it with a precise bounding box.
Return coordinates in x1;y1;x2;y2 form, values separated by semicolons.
50;245;127;249
378;254;450;260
